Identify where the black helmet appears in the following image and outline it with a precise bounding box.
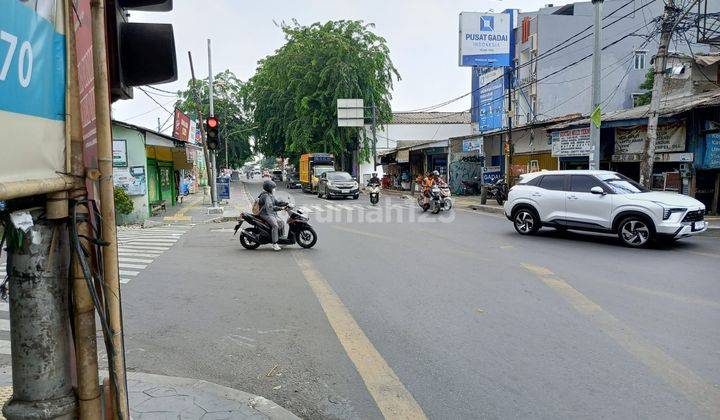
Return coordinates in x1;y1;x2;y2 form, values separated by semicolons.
263;180;276;193
372;172;377;177
432;170;440;177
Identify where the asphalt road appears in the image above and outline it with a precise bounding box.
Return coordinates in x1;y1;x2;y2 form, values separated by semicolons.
117;179;720;419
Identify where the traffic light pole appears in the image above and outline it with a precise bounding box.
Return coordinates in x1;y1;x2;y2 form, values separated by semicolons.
188;52;216;208
208;39;220;209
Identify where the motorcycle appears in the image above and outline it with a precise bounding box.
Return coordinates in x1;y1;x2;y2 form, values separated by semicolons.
459;176;481;195
418;184;453;214
234;204;317;249
480;178;509;206
368;183;380;205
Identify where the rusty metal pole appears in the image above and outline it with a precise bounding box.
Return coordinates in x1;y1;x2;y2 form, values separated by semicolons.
2;209;76;419
66;0;102;416
90;0;130;417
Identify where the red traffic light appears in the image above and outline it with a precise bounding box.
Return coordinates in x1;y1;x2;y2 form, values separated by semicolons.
207;117;218;128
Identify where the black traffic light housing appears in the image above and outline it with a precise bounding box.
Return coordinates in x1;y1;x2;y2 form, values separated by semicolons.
206;116;220;150
106;0;177;101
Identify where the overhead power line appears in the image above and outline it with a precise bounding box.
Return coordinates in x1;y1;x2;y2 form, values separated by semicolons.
399;0;656;113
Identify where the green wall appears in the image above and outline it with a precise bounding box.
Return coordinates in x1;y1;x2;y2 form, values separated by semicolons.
112;124;149;225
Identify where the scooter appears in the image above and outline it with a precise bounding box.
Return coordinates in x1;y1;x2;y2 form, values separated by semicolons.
234;204;317;249
429;184;453;214
368;183;380;205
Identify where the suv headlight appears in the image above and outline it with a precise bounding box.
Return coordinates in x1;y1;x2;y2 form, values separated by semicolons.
654;202;686;220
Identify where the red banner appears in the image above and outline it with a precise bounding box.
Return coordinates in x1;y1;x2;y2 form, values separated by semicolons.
172;108;191;142
73;0;97;170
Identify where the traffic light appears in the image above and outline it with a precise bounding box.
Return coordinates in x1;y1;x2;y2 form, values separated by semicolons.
206;116;220;150
106;0;178;101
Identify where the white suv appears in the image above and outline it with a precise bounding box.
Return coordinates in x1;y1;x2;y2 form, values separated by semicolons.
503;170;707;247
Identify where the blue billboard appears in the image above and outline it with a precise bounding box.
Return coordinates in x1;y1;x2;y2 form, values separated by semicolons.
459;10;516;67
477;68;506;132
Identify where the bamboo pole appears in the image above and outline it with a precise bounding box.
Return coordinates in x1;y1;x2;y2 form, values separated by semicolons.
0;175;82;201
89;0;130;417
66;0;103;416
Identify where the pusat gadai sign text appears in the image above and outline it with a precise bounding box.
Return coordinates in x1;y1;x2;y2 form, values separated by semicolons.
459;11;514;68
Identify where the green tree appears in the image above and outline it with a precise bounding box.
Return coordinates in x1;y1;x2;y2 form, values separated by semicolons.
244;20;400;162
634;69;654;107
176;70;253;168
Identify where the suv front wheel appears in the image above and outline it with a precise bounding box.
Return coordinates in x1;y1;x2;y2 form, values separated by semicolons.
617;216;654;248
513;207;540;235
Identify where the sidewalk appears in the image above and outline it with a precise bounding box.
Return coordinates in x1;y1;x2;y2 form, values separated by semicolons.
0;367;298;419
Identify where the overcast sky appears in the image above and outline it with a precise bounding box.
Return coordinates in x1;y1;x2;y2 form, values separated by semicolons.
112;0;575;133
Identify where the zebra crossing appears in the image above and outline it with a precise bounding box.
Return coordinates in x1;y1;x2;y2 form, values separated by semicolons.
0;224;192;358
116;224;192;284
296;201;416;214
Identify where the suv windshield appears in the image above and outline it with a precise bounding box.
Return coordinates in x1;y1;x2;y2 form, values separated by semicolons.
598;173;649;194
327;172;352;181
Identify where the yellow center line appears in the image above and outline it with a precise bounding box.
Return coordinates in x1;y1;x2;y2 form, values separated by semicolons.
521;262;720;419
293;252;427;420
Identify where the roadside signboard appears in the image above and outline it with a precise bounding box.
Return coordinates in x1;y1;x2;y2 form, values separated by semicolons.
478;68;506;132
0;0;67;183
704;132;720;169
614;123;685;155
459;11;514;67
216;177;230;200
463;139;482;152
172;108;192;141
337;99;364;127
73;0;98;173
551;127;592;157
113;140;128;167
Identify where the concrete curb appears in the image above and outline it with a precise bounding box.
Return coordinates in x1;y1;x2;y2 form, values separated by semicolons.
466;203;505;215
123;371;300;420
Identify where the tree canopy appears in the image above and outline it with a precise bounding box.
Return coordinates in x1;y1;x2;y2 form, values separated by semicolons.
176;70;253;168
244;20;400;161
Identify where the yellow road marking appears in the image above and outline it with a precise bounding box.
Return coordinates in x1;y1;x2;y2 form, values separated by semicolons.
599;279;720;310
163;196;202;221
523;263;720;419
293;252;427;420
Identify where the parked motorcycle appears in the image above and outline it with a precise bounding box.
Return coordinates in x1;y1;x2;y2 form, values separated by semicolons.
480;178;509;205
234;204;317;249
368;183;381;205
459;176;481;195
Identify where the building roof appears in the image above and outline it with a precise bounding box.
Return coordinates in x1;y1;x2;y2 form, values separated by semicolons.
390;111;471;124
112;119;182;144
547;90;720;131
478;113;584;137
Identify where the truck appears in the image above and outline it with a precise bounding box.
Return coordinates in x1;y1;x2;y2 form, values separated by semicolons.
299;153;335;193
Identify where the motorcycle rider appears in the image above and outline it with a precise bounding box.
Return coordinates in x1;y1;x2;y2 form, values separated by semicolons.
258;180;287;251
422;170;441;206
367;172;381;186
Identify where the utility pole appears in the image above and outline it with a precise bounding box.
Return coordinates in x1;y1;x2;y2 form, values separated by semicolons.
371;101;378;170
589;0;603;170
157;117;162;132
504;69;513;183
208;39;219;207
640;0;675;187
188;52;216;206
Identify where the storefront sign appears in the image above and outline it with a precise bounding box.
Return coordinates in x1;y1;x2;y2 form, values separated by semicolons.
614;123;685;154
704;132;720;169
551;127;592;157
478;68;506;131
463;139;482;152
0;0;67;184
611;152;694;163
113;166;146;196
112;139;127;167
483;166;502;184
172;108;192;141
459;12;514;67
397;149;410;163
